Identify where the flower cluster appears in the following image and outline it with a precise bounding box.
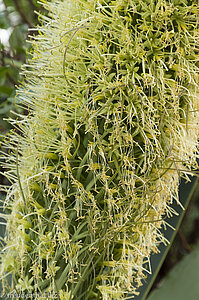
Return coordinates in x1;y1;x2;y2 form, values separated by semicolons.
1;0;199;299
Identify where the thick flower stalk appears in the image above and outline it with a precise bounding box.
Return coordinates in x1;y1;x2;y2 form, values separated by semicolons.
1;0;199;298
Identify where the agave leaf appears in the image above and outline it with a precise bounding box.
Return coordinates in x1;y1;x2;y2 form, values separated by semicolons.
134;175;199;300
147;243;199;300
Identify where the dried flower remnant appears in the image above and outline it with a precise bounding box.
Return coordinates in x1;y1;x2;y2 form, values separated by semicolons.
0;0;199;299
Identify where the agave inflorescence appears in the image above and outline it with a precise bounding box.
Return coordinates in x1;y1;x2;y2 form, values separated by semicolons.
0;0;199;298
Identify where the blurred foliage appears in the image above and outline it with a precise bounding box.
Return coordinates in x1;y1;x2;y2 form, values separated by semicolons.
0;0;45;136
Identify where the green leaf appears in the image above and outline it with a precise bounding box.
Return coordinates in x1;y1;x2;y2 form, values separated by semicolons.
133;176;199;300
0;12;10;29
0;85;13;97
9;24;28;54
0;66;8;76
3;0;15;7
0;104;13;114
148;245;199;300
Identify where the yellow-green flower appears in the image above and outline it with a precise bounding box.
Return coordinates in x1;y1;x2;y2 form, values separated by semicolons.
1;0;199;298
